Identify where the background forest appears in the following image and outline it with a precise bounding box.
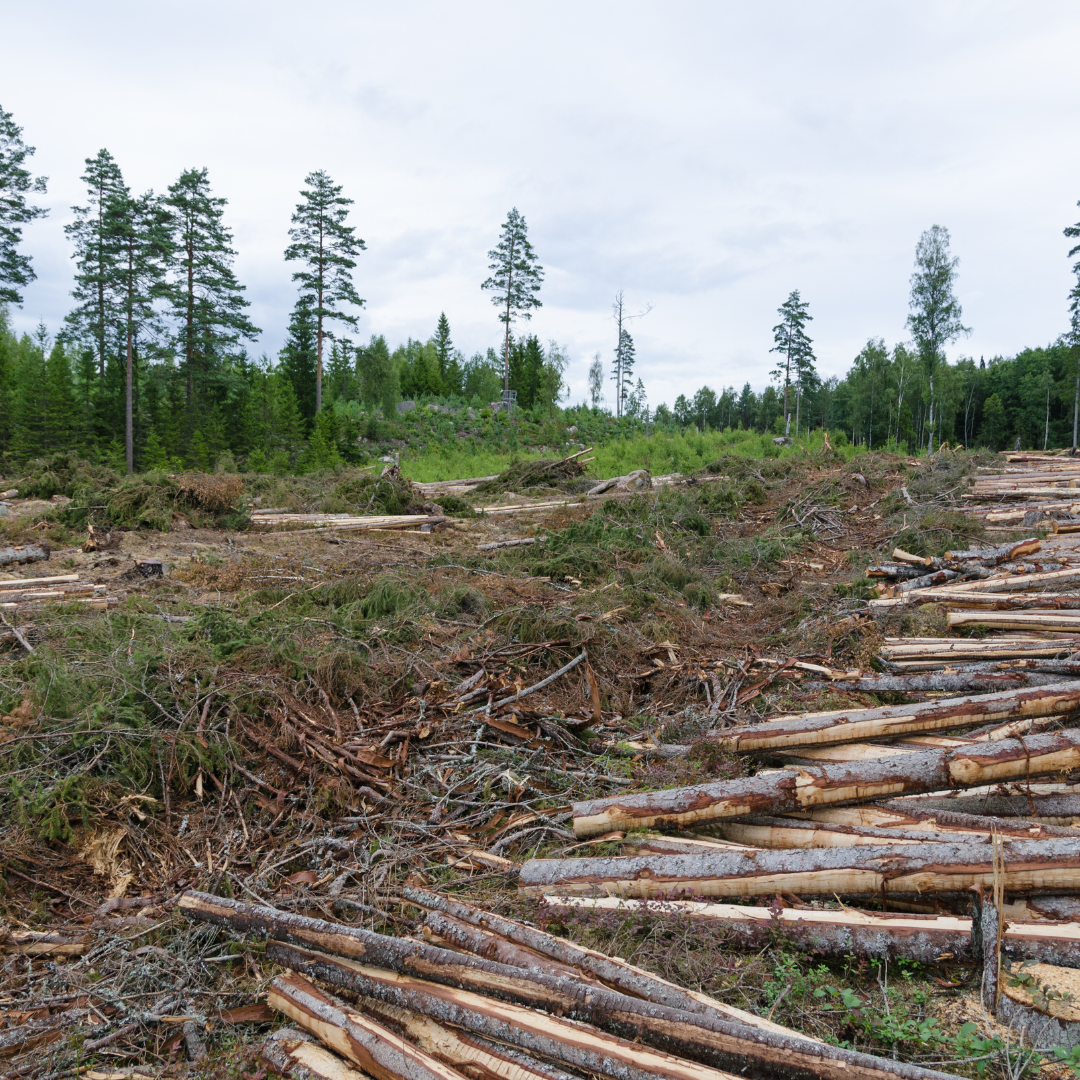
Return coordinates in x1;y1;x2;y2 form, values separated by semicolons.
2;103;1080;477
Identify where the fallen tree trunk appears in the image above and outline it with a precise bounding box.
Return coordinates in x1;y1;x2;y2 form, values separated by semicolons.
879;637;1080;663
518;837;1080;900
882;789;1080;819
269;973;466;1080
267;940;956;1080
713;683;1080;754
872;591;1080;611
0;543;49;567
180;891;793;1042
933;566;1080;594
809;671;1066;692
574;730;1080;837
537;895;1080;970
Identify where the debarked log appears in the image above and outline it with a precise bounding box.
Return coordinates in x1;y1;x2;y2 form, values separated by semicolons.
713;682;1080;754
518;838;1080;901
269;973;466;1080
537;895;1080;970
266;941;956;1080
573;730;1080;838
402;886;796;1039
180;891;797;1044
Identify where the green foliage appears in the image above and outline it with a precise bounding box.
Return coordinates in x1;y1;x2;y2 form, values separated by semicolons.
0;103;48;305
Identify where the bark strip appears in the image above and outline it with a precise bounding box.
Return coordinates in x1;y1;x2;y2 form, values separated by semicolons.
266;941;955;1080
263;1028;368;1080
573;729;1080;837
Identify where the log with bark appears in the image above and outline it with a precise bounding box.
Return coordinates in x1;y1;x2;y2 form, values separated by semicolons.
947;611;1080;632
263;1028;369;1080
266;940;956;1080
872;591;1080;611
518;837;1080;901
879;637;1080;664
0;543;49;567
269;973;466;1080
706;809;1075;850
882;788;1080;820
538;894;1080;970
401;886;793;1038
945;539;1042;564
355;993;584;1080
712;683;1080;755
181;890;789;1042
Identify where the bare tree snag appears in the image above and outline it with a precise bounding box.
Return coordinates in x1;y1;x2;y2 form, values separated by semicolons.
405;891;794;1039
268;973;466;1080
265;940;956;1080
519;837;1080;900
713;683;1080;755
572;729;1080;837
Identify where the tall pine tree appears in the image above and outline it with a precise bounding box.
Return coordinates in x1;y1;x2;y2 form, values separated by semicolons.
107;189;172;472
284;171;365;413
164;167;260;403
0;104;48;305
770;290;813;436
482;208;543;403
64;150;126;382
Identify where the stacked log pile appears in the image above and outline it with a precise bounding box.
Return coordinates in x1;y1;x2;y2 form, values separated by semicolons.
179;890;963;1080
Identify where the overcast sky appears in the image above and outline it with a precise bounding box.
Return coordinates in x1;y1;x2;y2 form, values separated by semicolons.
4;1;1079;406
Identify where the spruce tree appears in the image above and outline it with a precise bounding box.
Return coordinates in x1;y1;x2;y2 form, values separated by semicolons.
65;150;126;381
107;189;173;472
279;296;318;426
164;167;260;402
482;208;543;403
284;171;365;413
356;334;398;416
433;312;453;376
770;290;814;436
0;104;48;305
906;226;968;452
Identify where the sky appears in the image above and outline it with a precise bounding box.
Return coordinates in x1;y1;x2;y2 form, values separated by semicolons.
3;1;1080;407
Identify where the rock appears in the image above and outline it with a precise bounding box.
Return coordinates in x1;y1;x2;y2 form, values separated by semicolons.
397;400;416;413
588;469;652;497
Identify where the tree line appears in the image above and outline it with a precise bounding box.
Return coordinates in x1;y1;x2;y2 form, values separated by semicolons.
2;100;1080;473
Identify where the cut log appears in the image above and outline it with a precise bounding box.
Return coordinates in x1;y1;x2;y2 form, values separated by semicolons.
1;929;90;956
947;611;1080;631
0;543;49;567
538;895;1080;970
713;682;1080;754
879;637;1080;662
867;564;930;579
808;670;1067;692
180;891;793;1042
267;940;955;1080
872;591;1080;611
573;730;1080;837
518;837;1080;900
357;993;593;1080
892;548;936;567
997;961;1080;1046
946;539;1041;563
936;566;1080;594
882;787;1080;819
890;569;959;593
269;973;466;1080
709;809;1075;850
263;1028;368;1080
0;574;79;589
